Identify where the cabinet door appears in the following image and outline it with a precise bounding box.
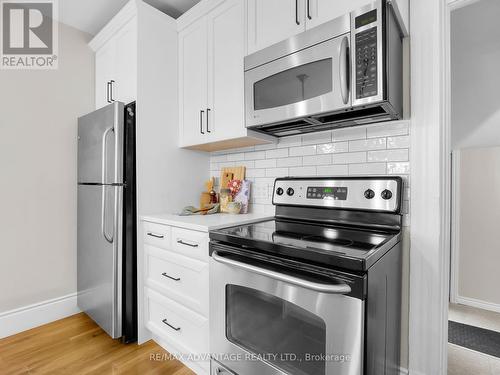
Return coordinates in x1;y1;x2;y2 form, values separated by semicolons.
95;40;115;109
113;17;137;105
179;18;208;147
207;0;246;141
306;0;370;29
247;0;305;55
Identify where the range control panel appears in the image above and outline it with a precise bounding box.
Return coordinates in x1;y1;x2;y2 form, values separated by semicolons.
273;177;401;213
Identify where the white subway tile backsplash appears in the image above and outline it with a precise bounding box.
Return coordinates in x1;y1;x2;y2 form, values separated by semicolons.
317;142;349;154
332;152;367;164
266;167;289;177
387;135;410;149
317;165;349;176
366;121;409;138
255;159;277;168
387;162;410;174
289;166;316;176
349;138;386;152
244;151;266;160
209;123;411;225
277;135;302;148
289;145;317;156
349;163;387;175
265;148;289;159
277;157;303;167
332;127;366;141
303;154;332;166
227;152;245;161
302;132;332;145
367;149;409;162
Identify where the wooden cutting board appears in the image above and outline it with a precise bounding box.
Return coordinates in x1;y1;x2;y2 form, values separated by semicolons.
220;166;246;189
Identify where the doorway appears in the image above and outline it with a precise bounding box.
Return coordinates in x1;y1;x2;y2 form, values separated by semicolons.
448;1;500;373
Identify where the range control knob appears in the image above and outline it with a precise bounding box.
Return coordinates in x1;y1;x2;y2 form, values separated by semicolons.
276;187;284;196
364;189;375;199
286;187;295;196
381;189;393;200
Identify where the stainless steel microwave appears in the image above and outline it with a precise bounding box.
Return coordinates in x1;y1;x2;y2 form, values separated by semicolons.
244;0;404;137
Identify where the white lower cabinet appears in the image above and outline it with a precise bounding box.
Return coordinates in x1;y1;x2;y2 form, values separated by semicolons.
142;221;210;375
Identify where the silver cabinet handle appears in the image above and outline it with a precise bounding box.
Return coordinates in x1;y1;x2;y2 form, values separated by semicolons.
147;232;164;239
307;0;312;20
109;80;115;102
339;36;350;105
212;251;351;294
101;127;114;243
177;239;199;248
162;319;181;331
162;272;181;281
106;81;111;103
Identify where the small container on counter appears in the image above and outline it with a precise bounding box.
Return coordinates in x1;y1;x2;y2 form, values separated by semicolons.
220;188;232;213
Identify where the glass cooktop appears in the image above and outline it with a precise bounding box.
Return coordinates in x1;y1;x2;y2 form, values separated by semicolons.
211;219;396;264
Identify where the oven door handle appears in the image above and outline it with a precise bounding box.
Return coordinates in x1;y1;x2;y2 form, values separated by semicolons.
212;251;351;294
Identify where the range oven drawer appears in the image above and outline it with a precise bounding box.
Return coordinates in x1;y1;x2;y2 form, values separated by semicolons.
209;248;365;375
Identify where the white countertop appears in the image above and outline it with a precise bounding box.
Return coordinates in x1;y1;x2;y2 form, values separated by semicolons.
141;212;273;232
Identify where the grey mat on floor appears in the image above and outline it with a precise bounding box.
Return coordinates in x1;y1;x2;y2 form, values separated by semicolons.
449;320;500;358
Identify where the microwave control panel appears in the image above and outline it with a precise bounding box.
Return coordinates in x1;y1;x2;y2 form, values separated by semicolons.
355;27;378;99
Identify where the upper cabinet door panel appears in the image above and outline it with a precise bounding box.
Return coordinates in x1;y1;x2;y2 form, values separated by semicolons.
207;0;246;140
114;18;137;105
247;0;306;55
306;0;371;29
95;41;116;109
179;17;208;147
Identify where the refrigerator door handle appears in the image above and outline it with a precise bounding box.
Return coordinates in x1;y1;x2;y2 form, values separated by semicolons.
101;127;115;243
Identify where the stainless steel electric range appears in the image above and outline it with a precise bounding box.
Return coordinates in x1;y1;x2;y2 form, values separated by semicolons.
209;177;403;375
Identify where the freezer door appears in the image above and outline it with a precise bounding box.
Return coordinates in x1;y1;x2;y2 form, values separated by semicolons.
77;184;123;338
78;102;124;184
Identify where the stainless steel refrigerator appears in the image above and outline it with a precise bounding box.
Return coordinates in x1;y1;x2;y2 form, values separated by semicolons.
77;101;137;342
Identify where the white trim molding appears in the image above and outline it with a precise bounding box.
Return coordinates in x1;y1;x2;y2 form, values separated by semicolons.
0;293;80;339
447;0;482;11
450;149;461;304
409;0;451;374
454;296;500;315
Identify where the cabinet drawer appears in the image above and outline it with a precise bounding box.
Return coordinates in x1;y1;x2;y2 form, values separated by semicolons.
145;245;209;316
145;288;209;355
143;222;171;249
171;227;209;261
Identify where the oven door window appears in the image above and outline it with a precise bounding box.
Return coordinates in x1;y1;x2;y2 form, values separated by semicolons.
253;59;333;110
226;285;326;375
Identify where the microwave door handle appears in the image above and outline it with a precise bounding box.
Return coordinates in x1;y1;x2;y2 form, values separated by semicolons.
212;251;351;294
339;36;350;105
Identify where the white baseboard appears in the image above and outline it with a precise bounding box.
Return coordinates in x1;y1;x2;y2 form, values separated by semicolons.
454;296;500;314
0;293;81;339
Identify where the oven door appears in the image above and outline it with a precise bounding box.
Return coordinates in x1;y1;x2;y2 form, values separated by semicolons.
245;34;352;129
210;250;364;375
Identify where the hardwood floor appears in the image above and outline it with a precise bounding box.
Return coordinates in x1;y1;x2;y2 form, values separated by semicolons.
0;313;196;375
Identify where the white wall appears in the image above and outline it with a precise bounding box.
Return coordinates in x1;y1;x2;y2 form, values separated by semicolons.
451;0;500;149
455;147;500;307
0;23;94;312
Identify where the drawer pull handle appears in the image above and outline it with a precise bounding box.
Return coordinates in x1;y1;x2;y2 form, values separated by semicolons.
161;272;180;281
162;319;181;331
147;232;164;239
177;239;198;248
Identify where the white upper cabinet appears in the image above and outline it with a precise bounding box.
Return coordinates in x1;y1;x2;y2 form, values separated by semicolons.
178;0;272;150
247;0;410;55
91;15;137;109
305;0;371;29
179;17;208;146
207;0;246;141
247;0;305;55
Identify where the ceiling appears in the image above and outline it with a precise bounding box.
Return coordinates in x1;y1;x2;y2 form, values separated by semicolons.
59;0;201;36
